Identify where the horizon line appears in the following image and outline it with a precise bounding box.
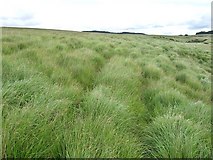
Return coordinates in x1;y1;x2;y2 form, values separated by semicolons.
1;26;211;36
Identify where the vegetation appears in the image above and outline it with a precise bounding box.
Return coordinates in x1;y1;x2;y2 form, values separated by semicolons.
1;27;211;158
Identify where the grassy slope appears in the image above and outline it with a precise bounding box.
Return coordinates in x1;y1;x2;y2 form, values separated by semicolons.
2;27;212;158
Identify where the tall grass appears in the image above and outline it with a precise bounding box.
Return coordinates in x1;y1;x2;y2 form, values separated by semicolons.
2;27;211;158
0;26;2;160
143;112;211;158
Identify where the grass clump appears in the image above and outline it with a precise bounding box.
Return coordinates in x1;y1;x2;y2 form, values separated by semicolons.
142;64;162;80
3;77;46;108
175;61;187;71
96;56;141;98
63;115;141;158
143;112;211;158
143;88;187;117
175;71;202;90
3;105;74;158
175;72;188;83
74;85;141;158
173;101;211;128
57;48;105;89
154;55;176;74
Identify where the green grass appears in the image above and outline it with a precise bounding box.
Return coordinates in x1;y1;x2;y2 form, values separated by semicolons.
143;112;211;158
1;27;211;158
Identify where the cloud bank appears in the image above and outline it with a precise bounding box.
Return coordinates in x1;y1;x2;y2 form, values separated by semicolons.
0;0;211;35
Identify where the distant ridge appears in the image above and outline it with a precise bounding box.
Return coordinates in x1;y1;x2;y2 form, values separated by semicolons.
196;30;213;35
83;30;146;35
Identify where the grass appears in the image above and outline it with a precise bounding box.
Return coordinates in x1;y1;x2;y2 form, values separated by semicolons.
143;112;211;158
1;27;212;158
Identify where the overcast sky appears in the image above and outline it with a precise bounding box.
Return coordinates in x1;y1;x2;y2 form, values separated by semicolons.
0;0;211;35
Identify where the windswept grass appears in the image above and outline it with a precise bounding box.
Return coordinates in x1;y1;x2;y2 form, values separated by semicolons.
2;27;211;158
143;112;210;158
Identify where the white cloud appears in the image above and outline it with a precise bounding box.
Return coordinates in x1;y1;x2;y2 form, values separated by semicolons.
0;0;211;35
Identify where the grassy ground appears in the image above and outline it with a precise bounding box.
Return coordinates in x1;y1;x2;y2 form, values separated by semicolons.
1;27;212;158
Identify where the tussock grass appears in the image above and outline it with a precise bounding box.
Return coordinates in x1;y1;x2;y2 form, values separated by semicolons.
142;64;163;80
147;89;188;116
175;71;202;90
175;61;187;71
3;105;71;158
57;48;105;88
63;116;141;158
2;27;211;158
143;112;211;158
3;77;47;108
173;101;211;128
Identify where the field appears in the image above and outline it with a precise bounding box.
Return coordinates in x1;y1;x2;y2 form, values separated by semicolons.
1;27;212;158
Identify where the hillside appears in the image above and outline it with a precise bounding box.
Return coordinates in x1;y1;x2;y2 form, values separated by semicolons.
2;27;211;158
83;30;146;35
196;30;213;35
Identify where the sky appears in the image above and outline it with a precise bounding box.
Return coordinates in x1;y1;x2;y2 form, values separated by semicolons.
0;0;211;35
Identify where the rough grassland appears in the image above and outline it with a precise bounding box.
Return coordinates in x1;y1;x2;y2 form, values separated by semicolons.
2;27;212;158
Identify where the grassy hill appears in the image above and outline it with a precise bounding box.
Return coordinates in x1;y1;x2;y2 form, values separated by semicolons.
2;27;212;158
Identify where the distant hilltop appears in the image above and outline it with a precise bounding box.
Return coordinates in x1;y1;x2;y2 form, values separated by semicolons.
83;30;146;35
196;30;213;35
